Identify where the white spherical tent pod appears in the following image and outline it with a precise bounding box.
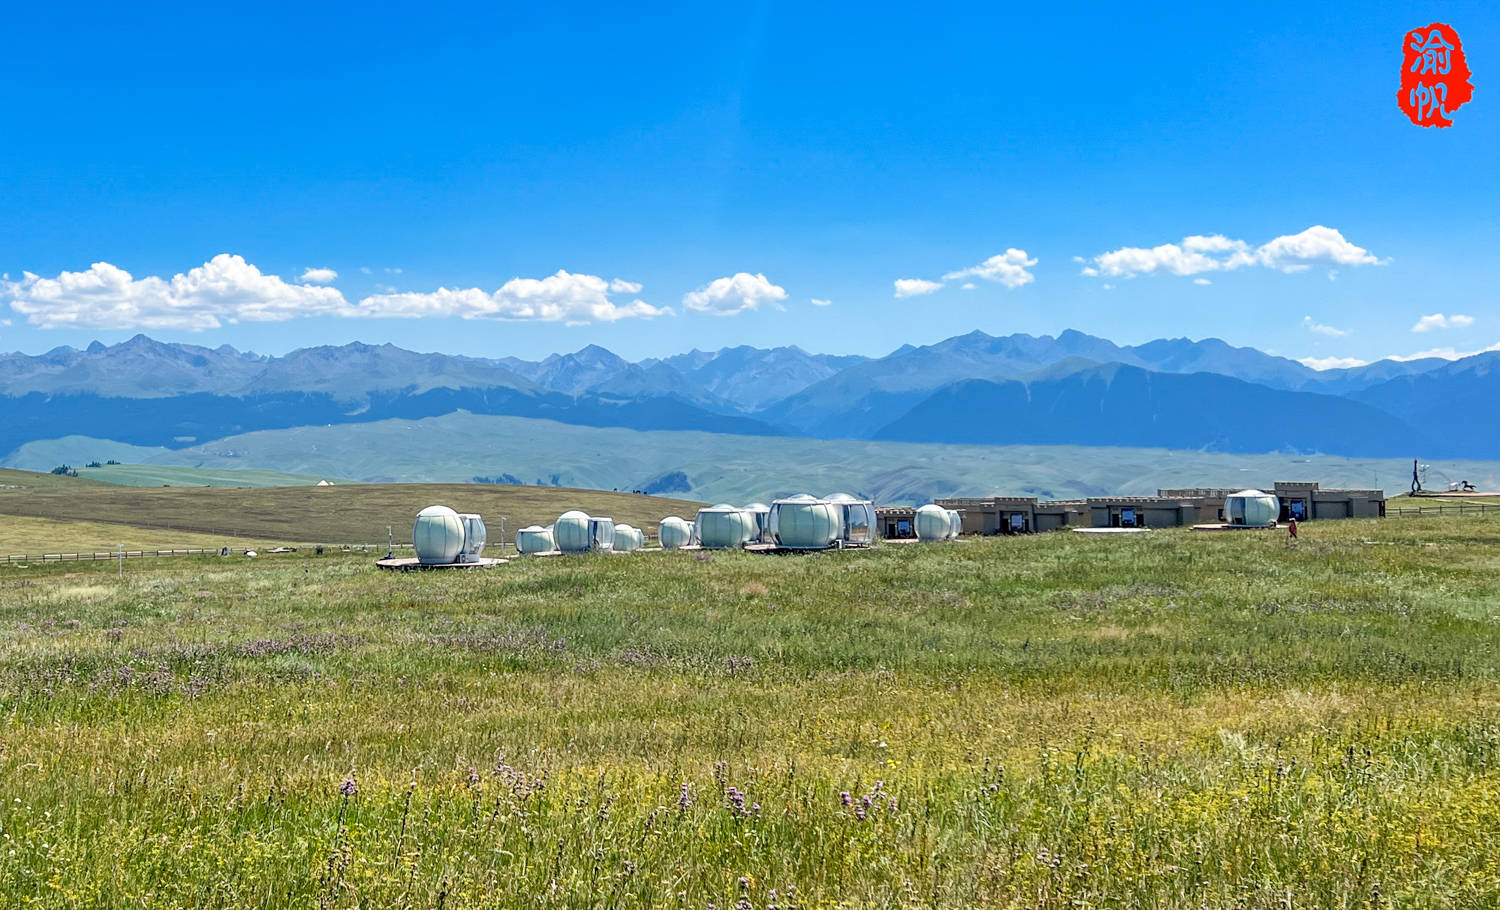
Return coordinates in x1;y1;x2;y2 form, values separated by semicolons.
658;516;694;550
612;522;641;552
554;510;593;554
826;492;877;545
743;503;771;544
914;504;950;542
945;509;962;539
770;494;843;550
697;504;752;549
413;505;466;565
515;525;555;555
1225;489;1280;527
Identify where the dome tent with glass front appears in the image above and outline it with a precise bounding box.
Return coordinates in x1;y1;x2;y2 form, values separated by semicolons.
588;517;616;552
914;504;951;542
825;492;877;546
457;513;487;562
658;516;694;550
1225;489;1280;527
515;525;555;555
743;503;771;544
697;504;754;549
769;494;843;550
945;509;962;539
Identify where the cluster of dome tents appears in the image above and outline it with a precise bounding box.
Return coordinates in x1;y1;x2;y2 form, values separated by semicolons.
506;495;957;556
407;495;969;566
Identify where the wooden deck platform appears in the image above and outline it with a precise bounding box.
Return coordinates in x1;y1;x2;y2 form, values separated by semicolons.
375;556;508;571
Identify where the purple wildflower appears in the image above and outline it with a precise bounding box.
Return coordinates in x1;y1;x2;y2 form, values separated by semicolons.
840;791;852;807
339;777;357;797
725;786;748;815
678;782;693;811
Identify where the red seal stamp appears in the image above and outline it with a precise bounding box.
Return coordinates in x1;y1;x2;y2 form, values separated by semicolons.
1399;23;1473;127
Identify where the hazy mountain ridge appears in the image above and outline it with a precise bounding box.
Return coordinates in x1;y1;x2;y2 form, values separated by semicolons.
0;329;1490;459
873;364;1422;456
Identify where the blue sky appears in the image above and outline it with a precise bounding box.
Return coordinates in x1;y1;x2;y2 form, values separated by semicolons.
1;1;1496;366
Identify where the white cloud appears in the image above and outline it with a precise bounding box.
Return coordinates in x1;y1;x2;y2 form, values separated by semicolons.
893;278;943;298
1412;313;1475;332
1390;341;1500;362
609;278;643;295
1256;226;1379;272
942;248;1037;289
960;282;976;290
1299;356;1369;370
810;298;832;307
681;272;787;316
3;254;352;330
300;267;338;284
1303;316;1348;337
1194;278;1212;286
355;270;669;325
1080;226;1381;279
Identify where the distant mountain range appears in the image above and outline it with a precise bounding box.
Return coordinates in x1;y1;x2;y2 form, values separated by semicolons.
1;330;1494;461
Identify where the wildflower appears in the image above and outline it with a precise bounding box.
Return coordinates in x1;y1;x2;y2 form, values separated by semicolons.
840;791;852;807
339;777;357;797
466;768;480;786
725;786;750;816
677;782;693;811
738;875;750;889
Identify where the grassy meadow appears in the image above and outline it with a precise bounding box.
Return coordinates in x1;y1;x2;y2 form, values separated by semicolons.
70;464;348;489
0;514;289;557
3;510;1500;907
0;469;704;546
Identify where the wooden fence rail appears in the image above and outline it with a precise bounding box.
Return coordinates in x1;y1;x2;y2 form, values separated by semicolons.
2;543;414;565
1387;503;1499;517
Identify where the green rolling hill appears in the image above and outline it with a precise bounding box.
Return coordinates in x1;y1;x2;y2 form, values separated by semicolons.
7;412;1498;506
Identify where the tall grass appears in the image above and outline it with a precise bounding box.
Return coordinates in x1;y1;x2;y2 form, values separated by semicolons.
2;514;1499;907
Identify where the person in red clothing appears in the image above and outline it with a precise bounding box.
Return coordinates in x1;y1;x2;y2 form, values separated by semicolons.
1288;517;1299;539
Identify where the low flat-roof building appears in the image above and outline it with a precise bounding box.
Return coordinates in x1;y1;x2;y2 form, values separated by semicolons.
1085;496;1216;529
936;496;1037;534
934;496;1090;533
923;481;1384;536
875;506;916;539
1274;482;1385;520
1035;499;1089;531
1157;482;1386;522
